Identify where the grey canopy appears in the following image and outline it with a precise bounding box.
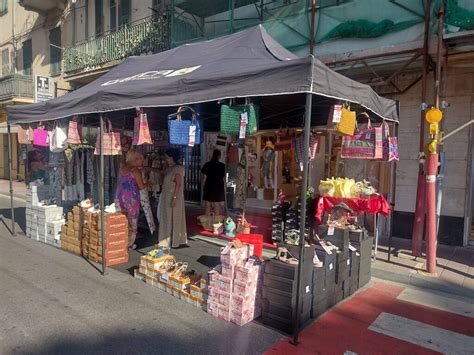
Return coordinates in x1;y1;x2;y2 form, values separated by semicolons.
7;25;398;124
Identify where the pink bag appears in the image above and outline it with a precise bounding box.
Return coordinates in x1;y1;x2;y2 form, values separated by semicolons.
294;134;319;163
341;119;383;160
67;117;82;144
33;127;49;147
381;122;399;162
94;120;122;155
132;111;152;145
18;125;33;144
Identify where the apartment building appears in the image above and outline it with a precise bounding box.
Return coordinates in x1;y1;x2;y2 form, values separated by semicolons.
1;0;473;246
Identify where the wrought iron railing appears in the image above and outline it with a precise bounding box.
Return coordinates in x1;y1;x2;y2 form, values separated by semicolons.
0;74;33;100
63;15;170;74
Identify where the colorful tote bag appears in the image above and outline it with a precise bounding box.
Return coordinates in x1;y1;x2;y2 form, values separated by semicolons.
49;123;68;152
67;117;82;144
341;119;383;159
168;106;203;146
33;126;49;147
133;111;152;145
18;125;33;144
94;120;122;155
294;134;319;163
220;98;258;135
381;122;399;162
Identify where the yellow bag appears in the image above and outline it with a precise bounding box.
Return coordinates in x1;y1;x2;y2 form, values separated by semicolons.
318;179;336;197
335;178;355;198
337;106;356;136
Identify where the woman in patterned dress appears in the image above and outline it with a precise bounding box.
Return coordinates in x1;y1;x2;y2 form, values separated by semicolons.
115;149;152;250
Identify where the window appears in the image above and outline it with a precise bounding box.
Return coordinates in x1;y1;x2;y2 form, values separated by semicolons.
2;48;9;75
118;0;131;28
22;40;32;75
0;0;8;14
49;27;62;76
95;0;104;35
110;0;117;32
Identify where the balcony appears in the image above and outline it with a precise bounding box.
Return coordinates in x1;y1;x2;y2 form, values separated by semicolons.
63;15;170;75
19;0;67;13
0;74;33;102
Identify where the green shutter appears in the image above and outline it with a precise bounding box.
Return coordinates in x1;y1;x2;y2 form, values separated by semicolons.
49;27;62;76
22;39;32;75
119;0;131;27
110;0;117;32
95;0;104;35
0;0;8;13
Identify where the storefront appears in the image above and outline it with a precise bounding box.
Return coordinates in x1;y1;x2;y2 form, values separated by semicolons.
6;26;399;338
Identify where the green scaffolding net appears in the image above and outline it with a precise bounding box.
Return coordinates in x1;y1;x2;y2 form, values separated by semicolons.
169;0;474;54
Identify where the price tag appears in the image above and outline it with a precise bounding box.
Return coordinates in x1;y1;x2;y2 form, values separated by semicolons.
239;112;248;139
188;125;196;147
319;240;332;254
329;263;333;270
332;104;342;123
347;259;351;266
328;226;334;236
365;131;371;140
349;244;357;252
305;285;310;293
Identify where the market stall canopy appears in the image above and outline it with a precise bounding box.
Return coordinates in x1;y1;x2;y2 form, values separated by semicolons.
7;25;399;124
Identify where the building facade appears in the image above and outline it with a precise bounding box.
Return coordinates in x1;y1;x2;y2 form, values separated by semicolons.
1;0;473;246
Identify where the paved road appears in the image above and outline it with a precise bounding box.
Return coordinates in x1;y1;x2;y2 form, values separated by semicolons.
0;196;283;354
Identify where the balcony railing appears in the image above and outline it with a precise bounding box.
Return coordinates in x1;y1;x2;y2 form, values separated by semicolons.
0;74;33;101
64;15;170;74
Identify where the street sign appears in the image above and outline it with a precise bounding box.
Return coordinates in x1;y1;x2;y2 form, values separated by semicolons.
34;75;55;103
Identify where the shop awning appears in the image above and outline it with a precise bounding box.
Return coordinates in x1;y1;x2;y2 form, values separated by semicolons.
6;25;399;124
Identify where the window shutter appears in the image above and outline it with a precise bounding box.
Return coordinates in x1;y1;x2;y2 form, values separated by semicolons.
23;39;32;75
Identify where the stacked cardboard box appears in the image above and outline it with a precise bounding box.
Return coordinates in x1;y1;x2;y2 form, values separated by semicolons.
207;242;263;326
312;245;337;318
25;186;64;247
84;212;129;266
135;252;208;309
61;206;83;255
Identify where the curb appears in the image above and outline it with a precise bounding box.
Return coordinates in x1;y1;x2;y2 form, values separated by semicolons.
371;266;472;299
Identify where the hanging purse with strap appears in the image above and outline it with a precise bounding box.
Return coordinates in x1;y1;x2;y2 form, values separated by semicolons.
133;110;153;145
49;122;68;153
33;124;49;147
67;116;82;144
380;122;399;162
341;117;383;159
18;125;33;144
94;119;122;155
168;106;203;146
328;103;356;136
220;98;258;135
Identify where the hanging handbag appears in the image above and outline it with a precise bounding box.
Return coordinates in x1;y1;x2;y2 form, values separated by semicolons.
94;120;122;155
294;133;319;163
380;122;399;162
67;116;82;144
133;111;153;145
33;125;49;147
341;118;383;159
18;125;33;144
168;106;203;146
274;128;292;151
49;122;68;153
328;104;356;136
220;98;258;135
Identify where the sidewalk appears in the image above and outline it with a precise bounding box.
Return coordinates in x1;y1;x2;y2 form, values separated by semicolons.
373;236;473;298
0;179;26;199
1;178;472;297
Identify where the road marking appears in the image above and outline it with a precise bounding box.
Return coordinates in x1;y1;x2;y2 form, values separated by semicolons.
397;288;473;318
369;312;474;354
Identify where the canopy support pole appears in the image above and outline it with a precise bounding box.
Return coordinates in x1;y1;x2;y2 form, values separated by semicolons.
99;114;106;275
7;123;16;236
291;91;312;345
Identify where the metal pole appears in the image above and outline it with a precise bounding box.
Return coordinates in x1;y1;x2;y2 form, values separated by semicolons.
99;115;106;275
291;90;313;345
309;0;316;55
411;0;432;257
7;123;15;236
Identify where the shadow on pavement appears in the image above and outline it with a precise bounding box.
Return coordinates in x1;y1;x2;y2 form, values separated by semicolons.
0;207;26;234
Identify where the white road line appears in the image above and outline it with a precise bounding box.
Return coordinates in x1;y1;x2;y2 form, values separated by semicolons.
397;288;474;318
369;312;474;354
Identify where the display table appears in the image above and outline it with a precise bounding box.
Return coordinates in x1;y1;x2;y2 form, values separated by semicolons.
315;195;391;260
